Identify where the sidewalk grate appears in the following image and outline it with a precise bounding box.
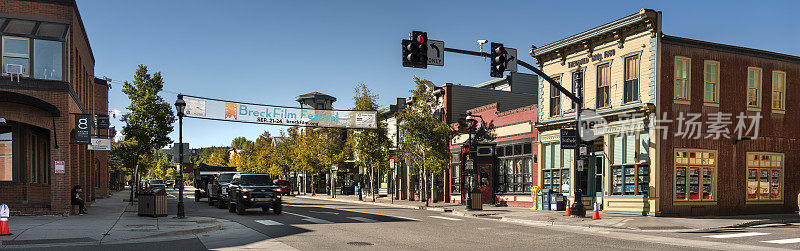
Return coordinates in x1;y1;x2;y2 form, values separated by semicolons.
2;237;96;246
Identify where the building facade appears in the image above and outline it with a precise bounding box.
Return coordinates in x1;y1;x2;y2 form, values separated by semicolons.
0;0;109;215
532;9;799;216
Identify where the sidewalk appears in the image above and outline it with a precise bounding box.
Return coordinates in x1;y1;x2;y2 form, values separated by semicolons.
297;194;800;232
0;188;292;250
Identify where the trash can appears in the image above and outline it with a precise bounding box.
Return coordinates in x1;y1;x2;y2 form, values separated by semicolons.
468;188;482;210
138;188;168;217
550;193;565;211
541;189;551;211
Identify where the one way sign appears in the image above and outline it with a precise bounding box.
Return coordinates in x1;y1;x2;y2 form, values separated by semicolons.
427;40;444;66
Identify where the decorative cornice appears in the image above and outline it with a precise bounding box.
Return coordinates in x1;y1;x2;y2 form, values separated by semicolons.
498;104;537;117
467;102;497;114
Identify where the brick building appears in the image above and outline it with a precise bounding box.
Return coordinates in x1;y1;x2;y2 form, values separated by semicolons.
0;0;109;215
532;9;799;216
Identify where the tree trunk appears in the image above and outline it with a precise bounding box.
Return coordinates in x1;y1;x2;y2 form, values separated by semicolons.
431;172;436;203
311;173;316;196
129;157;138;204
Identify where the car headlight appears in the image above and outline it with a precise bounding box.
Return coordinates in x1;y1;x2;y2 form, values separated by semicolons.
275;188;282;192
241;188;250;192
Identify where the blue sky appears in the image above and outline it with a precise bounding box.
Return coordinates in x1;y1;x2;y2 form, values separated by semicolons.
78;0;799;148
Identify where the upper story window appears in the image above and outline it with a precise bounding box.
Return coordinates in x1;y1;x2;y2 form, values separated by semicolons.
624;55;640;103
704;61;719;103
747;67;762;108
772;71;786;111
674;57;690;100
596;64;610;108
549;76;562;117
1;18;68;81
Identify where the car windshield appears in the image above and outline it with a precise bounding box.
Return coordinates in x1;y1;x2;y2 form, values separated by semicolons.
276;180;290;186
240;175;273;186
149;180;164;185
218;173;235;183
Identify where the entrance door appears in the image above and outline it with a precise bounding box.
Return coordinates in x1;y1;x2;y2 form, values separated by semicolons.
592;152;604;209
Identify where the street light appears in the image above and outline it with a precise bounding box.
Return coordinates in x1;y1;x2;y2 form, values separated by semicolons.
461;112;482;209
174;95;186;218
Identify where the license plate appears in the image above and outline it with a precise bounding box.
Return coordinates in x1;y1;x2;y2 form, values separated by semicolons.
254;198;273;202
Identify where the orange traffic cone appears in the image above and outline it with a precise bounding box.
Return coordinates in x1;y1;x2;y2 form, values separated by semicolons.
592;202;601;220
564;200;571;216
1;204;10;235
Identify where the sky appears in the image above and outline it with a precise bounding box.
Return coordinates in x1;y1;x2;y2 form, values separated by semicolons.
77;0;800;148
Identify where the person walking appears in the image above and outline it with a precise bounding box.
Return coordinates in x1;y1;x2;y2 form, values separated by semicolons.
71;185;87;215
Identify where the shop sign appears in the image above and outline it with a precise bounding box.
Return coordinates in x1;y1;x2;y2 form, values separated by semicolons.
74;114;91;144
95;115;110;129
465;159;474;170
567;49;616;68
55;161;65;174
87;138;111;151
560;129;577;149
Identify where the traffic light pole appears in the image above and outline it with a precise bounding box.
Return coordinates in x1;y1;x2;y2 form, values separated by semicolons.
441;46;585;215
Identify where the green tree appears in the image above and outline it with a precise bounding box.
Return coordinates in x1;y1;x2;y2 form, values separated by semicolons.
348;83;391;201
269;130;294;177
119;65;175;200
231;136;254;150
398;78;455;205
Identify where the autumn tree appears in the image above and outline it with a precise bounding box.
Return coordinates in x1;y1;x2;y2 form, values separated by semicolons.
348;83;391;201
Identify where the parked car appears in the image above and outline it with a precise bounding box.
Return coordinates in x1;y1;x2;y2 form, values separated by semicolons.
193;165;238;202
228;174;282;215
273;179;291;195
146;179;166;190
209;172;239;209
166;180;175;188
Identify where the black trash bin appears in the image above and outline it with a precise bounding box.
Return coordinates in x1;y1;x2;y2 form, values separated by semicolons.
468;188;482;210
138;188;168;217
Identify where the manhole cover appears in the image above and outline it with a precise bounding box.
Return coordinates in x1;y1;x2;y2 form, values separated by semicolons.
347;242;374;246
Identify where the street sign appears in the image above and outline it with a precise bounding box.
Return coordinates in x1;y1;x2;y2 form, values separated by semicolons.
505;47;517;72
465;159;474;170
427;39;444;66
172;143;190;163
55;161;65;174
560;129;577;149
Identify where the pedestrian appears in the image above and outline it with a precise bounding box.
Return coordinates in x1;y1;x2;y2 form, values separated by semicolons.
71;185;87;215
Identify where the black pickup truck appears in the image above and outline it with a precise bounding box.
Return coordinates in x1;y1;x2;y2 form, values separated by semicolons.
227;174;282;215
193;164;237;202
208;172;239;209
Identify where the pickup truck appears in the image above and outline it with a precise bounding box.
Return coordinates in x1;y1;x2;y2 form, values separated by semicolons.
193;164;238;202
227;174;282;215
208;172;239;209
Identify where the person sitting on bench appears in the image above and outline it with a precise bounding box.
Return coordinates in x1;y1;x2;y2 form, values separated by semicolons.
71;185;87;215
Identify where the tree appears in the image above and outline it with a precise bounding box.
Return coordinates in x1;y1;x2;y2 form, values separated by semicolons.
231;136;254;150
398;78;455;205
348;83;391;201
119;65;175;201
269;130;294;177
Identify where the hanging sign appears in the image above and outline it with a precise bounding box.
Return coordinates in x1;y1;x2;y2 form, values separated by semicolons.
95;115;110;129
87;138;111;151
182;95;377;129
74;114;91;144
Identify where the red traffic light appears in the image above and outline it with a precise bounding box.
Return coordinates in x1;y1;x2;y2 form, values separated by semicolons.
417;35;425;44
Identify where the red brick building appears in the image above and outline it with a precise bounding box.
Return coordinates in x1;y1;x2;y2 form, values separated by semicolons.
0;0;109;215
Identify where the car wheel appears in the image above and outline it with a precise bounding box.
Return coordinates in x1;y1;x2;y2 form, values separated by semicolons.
217;199;226;209
228;202;236;213
235;199;246;215
272;203;282;215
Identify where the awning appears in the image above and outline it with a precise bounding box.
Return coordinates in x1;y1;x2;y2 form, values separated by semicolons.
0;91;61;117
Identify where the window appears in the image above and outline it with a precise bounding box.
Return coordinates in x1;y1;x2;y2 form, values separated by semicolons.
549;76;562;117
496;143;533;194
746;153;783;201
703;61;719;103
624;55;640;103
674;150;716;201
541;142;571;194
34;39;63;80
674;57;690;100
3;37;30;76
28;132;49;184
610;132;650;196
0;127;12;181
772;71;786;111
596;64;610;108
747;67;762;108
451;153;461;194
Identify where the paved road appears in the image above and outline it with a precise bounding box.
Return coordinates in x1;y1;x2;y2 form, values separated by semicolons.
171;189;793;250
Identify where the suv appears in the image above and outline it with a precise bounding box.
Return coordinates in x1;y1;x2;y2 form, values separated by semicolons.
146;179;166;190
208;172;238;209
273;179;291;196
227;174;282;215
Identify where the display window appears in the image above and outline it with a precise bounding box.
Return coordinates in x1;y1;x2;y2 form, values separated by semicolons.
674;150;716;202
746;153;783;202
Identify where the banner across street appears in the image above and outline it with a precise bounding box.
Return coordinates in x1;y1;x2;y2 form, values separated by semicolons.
182;95;377;129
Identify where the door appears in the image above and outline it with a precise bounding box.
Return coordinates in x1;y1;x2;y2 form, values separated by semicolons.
592;152;604;210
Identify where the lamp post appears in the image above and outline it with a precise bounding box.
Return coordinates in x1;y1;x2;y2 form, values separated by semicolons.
571;71;586;217
462;112;481;209
174;95;186;218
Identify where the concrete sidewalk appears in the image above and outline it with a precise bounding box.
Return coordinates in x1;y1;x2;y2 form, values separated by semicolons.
297;194;800;232
0;189;291;250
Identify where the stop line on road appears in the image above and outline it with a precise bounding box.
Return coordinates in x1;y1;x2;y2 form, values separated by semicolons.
701;231;800;245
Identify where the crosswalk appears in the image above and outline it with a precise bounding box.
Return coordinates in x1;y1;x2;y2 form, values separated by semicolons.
700;231;800;245
254;211;411;226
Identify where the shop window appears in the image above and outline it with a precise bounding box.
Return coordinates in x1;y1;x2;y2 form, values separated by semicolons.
3;36;30;76
747;67;762;108
541;142;571;194
33;39;63;80
610;132;650;196
674;150;716;201
772;71;786;111
746;153;783;201
496;143;532;194
0;127;12;181
674;57;690;100
623;55;640;103
704;61;719;103
596;63;610;108
549;76;562;117
451;153;461;194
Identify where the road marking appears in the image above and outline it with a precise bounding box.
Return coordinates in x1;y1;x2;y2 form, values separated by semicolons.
762;238;800;244
284;212;333;224
287;203;418;221
348;217;379;223
255;220;283;226
309;210;339;215
429;216;462;221
703;232;770;238
388;215;420;221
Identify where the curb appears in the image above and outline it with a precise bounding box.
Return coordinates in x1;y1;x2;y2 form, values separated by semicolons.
296;196;452;212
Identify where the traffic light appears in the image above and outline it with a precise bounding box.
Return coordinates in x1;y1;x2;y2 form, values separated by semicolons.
402;31;427;68
490;42;507;77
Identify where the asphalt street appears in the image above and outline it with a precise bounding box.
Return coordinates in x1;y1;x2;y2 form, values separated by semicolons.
167;189;798;250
